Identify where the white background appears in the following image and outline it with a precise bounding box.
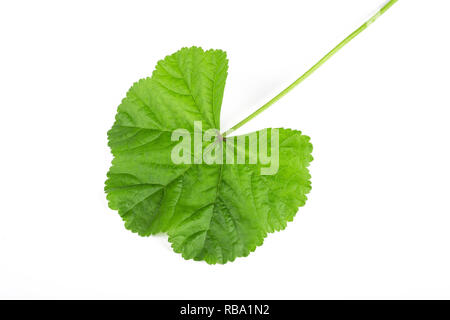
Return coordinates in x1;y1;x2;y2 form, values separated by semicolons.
1;0;449;299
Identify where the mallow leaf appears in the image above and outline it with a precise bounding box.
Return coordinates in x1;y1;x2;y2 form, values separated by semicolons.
105;47;312;264
106;0;398;264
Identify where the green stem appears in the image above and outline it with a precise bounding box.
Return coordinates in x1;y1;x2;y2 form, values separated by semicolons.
223;0;398;137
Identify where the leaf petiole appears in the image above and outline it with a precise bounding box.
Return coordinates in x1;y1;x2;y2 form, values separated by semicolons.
222;0;399;137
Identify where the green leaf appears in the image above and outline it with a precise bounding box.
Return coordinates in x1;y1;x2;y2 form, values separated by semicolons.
106;47;313;264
